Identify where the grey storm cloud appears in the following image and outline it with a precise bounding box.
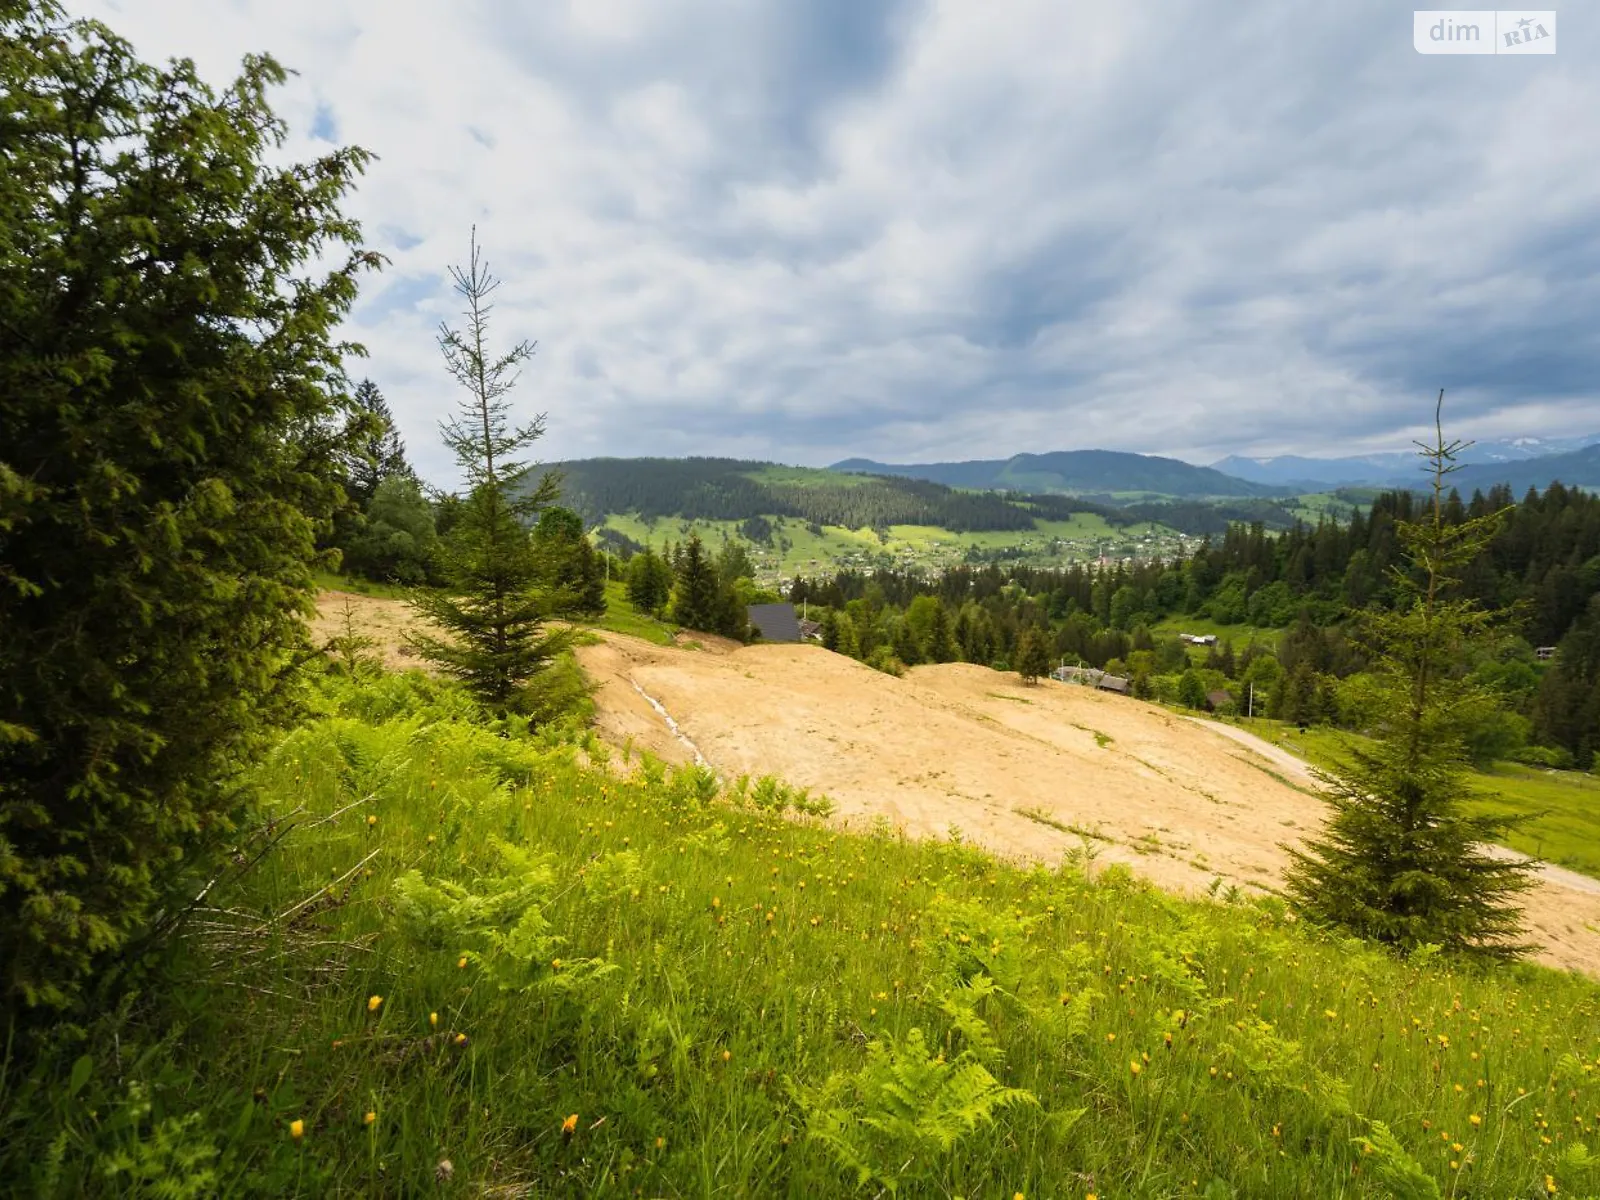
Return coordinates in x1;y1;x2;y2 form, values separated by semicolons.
60;0;1600;487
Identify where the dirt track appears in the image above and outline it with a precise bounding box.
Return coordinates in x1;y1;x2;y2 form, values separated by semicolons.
312;592;1600;976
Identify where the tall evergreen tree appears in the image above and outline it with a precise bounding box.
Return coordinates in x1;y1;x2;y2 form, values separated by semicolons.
820;609;841;652
0;2;380;1011
1015;627;1052;685
533;505;606;617
407;230;572;718
671;535;722;633
343;377;411;507
1284;396;1538;960
626;546;672;618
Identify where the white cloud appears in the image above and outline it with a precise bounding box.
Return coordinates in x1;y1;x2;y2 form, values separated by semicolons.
64;0;1600;484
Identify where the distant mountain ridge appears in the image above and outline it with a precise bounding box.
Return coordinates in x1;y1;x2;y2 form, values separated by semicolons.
1447;443;1600;495
829;450;1289;499
1212;433;1600;490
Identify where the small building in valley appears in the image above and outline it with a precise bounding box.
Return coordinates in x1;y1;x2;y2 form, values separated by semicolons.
1096;675;1130;695
1180;633;1218;646
1205;689;1234;712
1536;645;1557;661
747;603;802;643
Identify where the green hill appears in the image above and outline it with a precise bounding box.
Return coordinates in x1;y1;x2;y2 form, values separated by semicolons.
545;458;1311;580
831;450;1293;499
13;667;1599;1196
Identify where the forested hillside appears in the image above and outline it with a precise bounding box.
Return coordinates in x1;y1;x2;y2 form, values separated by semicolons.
781;481;1600;767
549;456;1126;532
831;449;1293;498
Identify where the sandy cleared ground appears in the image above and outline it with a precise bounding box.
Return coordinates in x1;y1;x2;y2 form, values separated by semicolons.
577;632;1600;976
309;590;431;672
311;592;1600;976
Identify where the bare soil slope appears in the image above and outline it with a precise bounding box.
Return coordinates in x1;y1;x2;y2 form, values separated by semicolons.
309;592;1600;975
578;632;1600;976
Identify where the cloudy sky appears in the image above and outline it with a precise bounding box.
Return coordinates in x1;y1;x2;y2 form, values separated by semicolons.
74;0;1600;488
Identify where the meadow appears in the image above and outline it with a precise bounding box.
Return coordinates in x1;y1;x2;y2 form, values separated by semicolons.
596;512;1186;583
7;664;1600;1197
1240;719;1600;881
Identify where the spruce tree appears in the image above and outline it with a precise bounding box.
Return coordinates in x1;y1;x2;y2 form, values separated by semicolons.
407;230;572;718
1284;394;1538;960
0;2;380;1010
343;378;411;507
670;534;722;633
926;601;959;663
626;546;671;617
533;506;606;617
1015;627;1052;685
820;609;841;652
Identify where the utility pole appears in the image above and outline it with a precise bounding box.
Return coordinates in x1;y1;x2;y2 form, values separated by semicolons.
1248;681;1254;720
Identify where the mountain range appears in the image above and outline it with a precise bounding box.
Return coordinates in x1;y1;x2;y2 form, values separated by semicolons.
829;450;1292;499
830;436;1600;498
1210;433;1600;490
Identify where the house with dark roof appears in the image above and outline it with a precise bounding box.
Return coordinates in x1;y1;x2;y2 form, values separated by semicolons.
747;603;802;643
1096;675;1130;695
1205;689;1235;712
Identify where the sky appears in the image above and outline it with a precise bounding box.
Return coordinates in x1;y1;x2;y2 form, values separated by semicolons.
71;0;1600;489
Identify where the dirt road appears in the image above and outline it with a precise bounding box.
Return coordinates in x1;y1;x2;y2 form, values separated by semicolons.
311;591;1600;976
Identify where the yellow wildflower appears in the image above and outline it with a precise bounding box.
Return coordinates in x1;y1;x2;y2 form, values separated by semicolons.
367;995;383;1012
364;1111;375;1126
562;1113;579;1136
289;1119;304;1139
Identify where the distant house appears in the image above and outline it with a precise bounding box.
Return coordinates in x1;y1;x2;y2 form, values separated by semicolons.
747;603;802;643
1051;665;1130;695
1536;645;1557;661
1180;634;1218;646
797;618;823;642
1205;689;1234;712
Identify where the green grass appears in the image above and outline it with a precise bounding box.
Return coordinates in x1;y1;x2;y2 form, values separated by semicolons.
1285;493;1363;524
312;569;413;602
8;669;1600;1197
1151;615;1284;652
744;465;876;489
1470;764;1600;877
595;511;1192;583
583;579;676;646
1236;718;1600;879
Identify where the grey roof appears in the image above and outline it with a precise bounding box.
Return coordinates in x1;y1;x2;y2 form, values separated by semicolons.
747;603;802;642
1096;675;1130;693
